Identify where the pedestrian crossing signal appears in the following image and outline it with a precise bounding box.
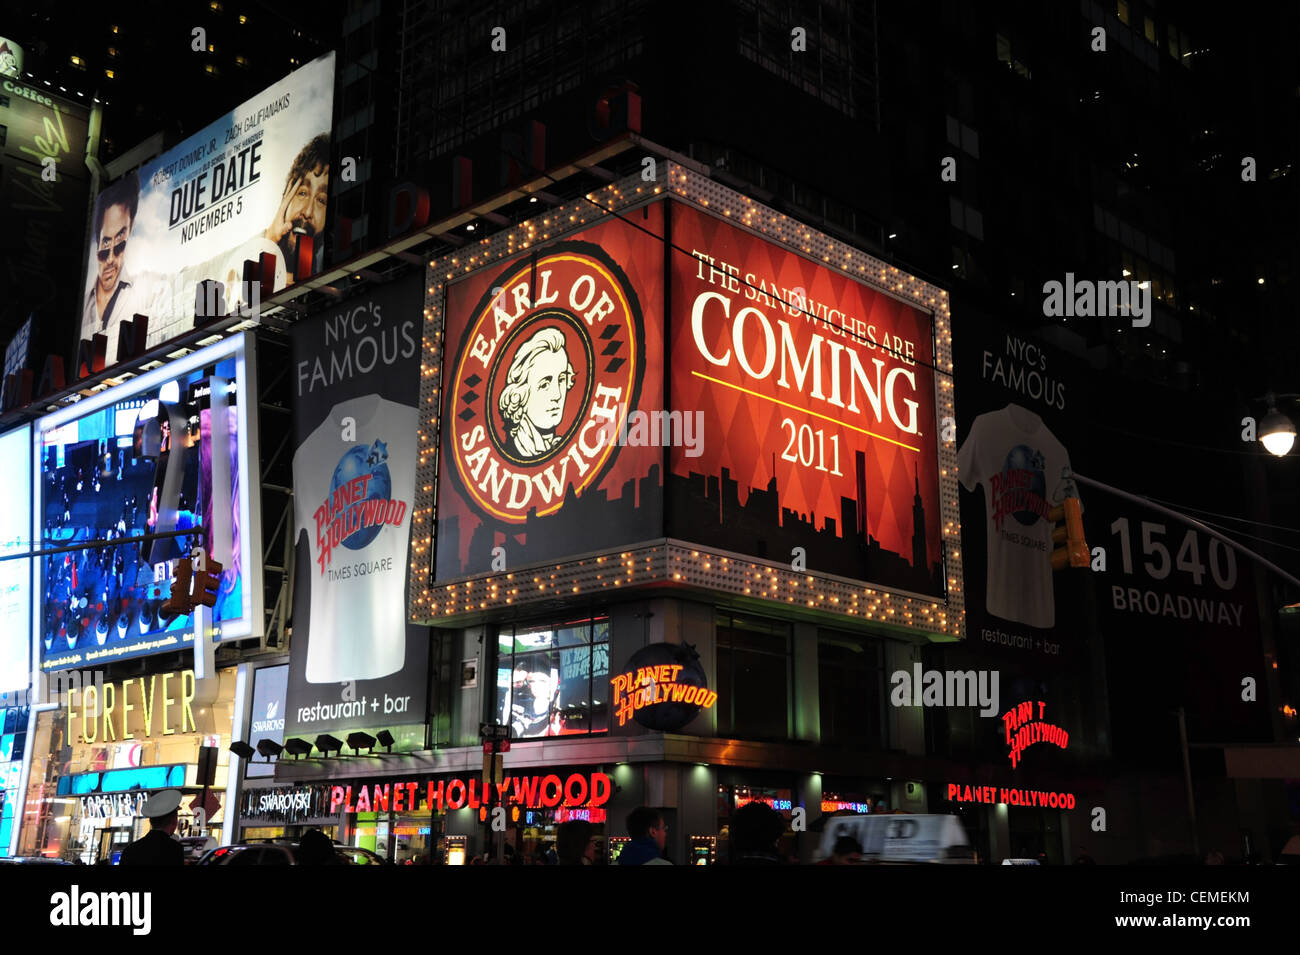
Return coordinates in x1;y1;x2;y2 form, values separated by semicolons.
1050;497;1089;570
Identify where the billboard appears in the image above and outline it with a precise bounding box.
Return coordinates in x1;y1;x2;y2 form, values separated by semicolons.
284;275;429;737
434;203;667;580
246;664;288;779
33;334;261;671
667;204;944;597
78;53;335;364
0;78;91;343
0;427;31;694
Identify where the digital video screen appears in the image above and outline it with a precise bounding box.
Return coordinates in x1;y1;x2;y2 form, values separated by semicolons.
36;338;256;670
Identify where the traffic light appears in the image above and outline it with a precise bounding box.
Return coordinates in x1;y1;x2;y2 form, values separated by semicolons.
192;555;223;608
1050;497;1089;570
160;558;194;616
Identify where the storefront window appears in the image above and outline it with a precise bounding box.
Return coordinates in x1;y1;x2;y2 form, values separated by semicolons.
496;617;609;737
716;613;790;739
817;631;887;747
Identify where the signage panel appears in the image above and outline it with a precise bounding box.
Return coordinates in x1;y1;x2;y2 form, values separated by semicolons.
434;204;666;581
667;204;944;597
33;333;261;670
284;274;429;737
77;53;336;363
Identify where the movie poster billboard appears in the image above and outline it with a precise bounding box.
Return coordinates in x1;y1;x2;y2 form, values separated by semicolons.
32;334;261;671
78;53;335;364
667;204;943;597
284;274;429;737
434;203;667;581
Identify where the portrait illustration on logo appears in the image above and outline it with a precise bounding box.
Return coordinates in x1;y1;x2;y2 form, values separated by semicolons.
448;241;645;525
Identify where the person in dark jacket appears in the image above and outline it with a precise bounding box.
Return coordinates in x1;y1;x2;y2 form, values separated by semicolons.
728;802;784;865
297;828;340;865
118;790;185;866
618;807;671;865
556;821;596;865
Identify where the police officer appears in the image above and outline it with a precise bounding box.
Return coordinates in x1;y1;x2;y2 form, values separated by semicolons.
118;789;185;866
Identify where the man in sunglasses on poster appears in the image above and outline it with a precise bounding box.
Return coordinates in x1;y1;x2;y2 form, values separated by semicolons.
83;171;149;361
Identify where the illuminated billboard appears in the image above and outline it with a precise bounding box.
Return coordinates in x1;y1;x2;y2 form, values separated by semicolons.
415;166;962;634
78;53;335;365
32;334;262;671
667;204;943;597
433;204;666;581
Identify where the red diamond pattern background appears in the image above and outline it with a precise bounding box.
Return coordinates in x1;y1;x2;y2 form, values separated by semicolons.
668;205;942;571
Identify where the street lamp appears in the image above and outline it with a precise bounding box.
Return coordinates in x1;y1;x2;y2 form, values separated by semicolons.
1260;398;1297;457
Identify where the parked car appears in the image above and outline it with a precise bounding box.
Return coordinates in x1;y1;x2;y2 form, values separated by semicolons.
179;836;218;864
0;856;77;865
195;840;390;865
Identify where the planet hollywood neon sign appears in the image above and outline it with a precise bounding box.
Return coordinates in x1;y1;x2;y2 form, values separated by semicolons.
1003;700;1068;768
328;772;611;814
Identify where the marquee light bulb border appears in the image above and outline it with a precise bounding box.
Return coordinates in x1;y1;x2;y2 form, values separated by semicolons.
410;163;964;638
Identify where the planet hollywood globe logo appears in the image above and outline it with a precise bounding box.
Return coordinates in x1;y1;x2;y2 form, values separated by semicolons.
313;439;407;573
448;242;645;523
990;444;1049;531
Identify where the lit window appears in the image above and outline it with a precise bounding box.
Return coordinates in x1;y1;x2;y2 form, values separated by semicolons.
238;14;247;24
105;69;114;79
208;43;216;53
1144;17;1156;44
70;55;85;68
235;55;247;67
111;24;119;34
1117;0;1129;24
209;1;223;10
205;63;219;75
107;47;118;57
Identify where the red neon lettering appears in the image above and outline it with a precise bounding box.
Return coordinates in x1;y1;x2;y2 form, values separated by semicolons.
374;784;390;812
344;786;354;813
496;779;512;803
393;784;405;813
330;786;345;814
590;773;611;807
514;775;540;806
946;783;958;800
407;782;420;811
467;778;482;809
540;774;562;808
563;773;588;806
446;779;467;810
427;780;445;811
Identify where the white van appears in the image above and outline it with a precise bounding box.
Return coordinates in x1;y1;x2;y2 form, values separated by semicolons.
817;813;977;864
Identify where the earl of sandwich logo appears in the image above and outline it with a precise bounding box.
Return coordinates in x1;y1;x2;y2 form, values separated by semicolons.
447;241;646;523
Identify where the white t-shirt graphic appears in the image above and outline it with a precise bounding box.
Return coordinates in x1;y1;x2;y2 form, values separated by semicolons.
293;394;416;682
956;404;1078;629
